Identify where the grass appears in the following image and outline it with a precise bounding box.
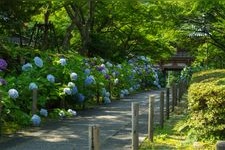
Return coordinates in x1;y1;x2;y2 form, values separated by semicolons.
139;95;215;150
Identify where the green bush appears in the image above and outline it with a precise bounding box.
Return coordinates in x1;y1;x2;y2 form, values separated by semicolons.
187;69;225;140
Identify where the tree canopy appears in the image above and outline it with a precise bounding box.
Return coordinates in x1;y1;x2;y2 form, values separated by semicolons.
0;0;225;66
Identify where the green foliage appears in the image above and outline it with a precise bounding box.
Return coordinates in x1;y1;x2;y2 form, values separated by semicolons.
0;47;162;130
187;69;225;140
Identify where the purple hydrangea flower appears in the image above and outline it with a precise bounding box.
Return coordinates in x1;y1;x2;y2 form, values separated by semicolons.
8;89;19;99
29;82;38;90
104;74;110;80
31;114;41;126
47;74;55;83
22;63;33;71
0;78;7;85
59;58;67;66
34;57;43;68
70;72;78;81
0;59;7;70
40;108;48;117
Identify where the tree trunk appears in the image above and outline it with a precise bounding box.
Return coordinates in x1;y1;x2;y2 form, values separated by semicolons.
64;0;96;56
62;21;76;50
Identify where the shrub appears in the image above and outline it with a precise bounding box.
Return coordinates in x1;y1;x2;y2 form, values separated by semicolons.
187;69;225;140
0;50;162;128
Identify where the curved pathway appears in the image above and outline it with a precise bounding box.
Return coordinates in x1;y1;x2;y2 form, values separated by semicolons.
0;89;164;150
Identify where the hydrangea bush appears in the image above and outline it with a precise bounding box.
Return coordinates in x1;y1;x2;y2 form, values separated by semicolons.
0;51;161;127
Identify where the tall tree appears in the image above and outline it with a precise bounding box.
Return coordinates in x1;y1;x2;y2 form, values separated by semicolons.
64;0;96;56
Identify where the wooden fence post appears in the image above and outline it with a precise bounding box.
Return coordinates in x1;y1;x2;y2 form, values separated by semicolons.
148;95;155;142
177;82;180;102
132;102;139;150
89;125;100;150
166;87;170;119
171;84;175;112
32;89;38;114
160;91;164;128
174;84;177;106
216;141;225;150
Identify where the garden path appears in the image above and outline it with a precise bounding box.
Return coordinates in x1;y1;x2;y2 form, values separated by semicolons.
0;89;164;150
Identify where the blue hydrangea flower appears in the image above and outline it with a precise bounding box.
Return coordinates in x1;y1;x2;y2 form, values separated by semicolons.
114;78;119;85
101;69;107;75
64;88;72;95
104;96;111;104
102;88;107;96
129;87;134;93
105;92;110;97
67;82;75;88
117;64;122;69
106;62;113;67
22;63;33;71
100;58;104;62
40;108;48;117
71;86;78;95
124;89;129;95
0;58;7;71
59;58;67;66
84;75;95;86
34;56;43;68
120;93;124;98
112;72;116;77
78;93;85;102
84;68;91;75
29;82;38;90
59;110;65;117
93;57;97;61
67;109;77;116
70;72;78;81
47;74;55;83
31;114;41;126
8;89;19;99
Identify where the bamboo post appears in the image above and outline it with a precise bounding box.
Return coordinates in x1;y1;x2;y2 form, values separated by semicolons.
160;91;164;128
32;89;38;114
216;141;225;150
166;87;170;119
132;102;139;150
148;95;155;142
89;125;100;150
